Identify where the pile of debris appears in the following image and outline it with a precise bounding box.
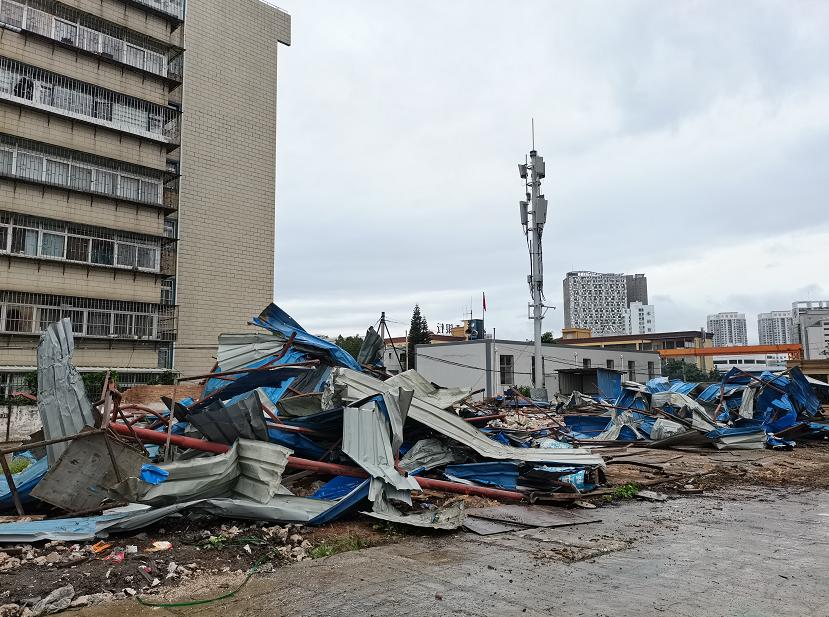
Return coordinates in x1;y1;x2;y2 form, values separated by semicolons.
0;304;606;545
1;303;827;609
471;368;827;453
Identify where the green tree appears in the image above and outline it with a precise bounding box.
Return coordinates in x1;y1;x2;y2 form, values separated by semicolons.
335;334;364;361
541;331;555;344
81;370;119;400
407;305;431;370
663;359;719;382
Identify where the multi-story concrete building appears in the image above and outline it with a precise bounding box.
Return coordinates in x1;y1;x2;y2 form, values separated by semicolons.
0;0;291;396
792;301;829;360
623;301;656;335
563;271;628;336
625;273;648;305
706;312;748;347
757;310;794;346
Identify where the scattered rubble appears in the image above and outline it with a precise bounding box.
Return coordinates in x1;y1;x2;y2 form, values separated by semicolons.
0;303;827;611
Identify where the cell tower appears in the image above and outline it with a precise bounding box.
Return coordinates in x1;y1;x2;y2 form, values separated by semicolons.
518;137;549;400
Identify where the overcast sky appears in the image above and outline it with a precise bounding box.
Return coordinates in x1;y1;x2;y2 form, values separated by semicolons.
271;0;829;343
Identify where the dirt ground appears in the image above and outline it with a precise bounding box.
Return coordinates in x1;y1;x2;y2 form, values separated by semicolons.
599;441;829;492
1;443;827;611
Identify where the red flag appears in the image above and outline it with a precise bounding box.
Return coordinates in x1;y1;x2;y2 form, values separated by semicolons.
482;291;487;312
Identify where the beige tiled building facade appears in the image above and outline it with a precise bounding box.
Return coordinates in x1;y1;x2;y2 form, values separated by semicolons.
0;0;290;394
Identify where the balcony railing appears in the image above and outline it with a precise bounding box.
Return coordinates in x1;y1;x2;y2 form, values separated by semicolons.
0;291;177;341
0;210;164;274
0;0;183;82
127;0;185;22
0;57;181;145
0;134;174;209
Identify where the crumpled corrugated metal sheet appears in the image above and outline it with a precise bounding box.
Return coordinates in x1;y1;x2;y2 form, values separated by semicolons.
188;390;269;444
0;494;340;542
216;333;287;372
139;439;291;506
650;392;718;431
235;439;291;503
668;381;700;395
364;491;465;530
342;401;419;493
399;438;466;473
194;365;311;410
0;456;48;508
357;326;383;365
36;319;97;466
385;370;471;409
251;303;363;371
332;369;605;467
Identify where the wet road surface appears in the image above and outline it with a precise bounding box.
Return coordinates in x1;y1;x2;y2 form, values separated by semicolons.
77;487;829;617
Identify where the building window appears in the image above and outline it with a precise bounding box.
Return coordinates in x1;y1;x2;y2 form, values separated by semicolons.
0;2;24;29
54;19;78;45
66;236;90;262
90;239;114;265
70;165;93;191
628;360;636;381
38;307;61;331
0;292;170;341
0;148;12;175
606;359;614;370
17;152;43;181
160;278;175;306
86;311;111;336
499;355;514;385
11;227;37;256
135;315;155;338
5;305;33;332
647;361;655;379
116;243;137;267
120;177;140;201
0;57;180;144
0;137;166;206
138;246;157;270
95;170;117;195
112;313;132;337
41;232;65;258
583;358;591;369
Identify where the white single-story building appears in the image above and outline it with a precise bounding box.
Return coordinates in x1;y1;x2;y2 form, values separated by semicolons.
414;339;662;399
712;353;789;374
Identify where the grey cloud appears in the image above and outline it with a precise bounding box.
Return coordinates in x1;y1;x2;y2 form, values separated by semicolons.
272;0;829;340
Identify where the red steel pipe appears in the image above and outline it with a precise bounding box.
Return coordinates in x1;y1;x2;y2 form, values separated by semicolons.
110;423;229;454
109;423;525;502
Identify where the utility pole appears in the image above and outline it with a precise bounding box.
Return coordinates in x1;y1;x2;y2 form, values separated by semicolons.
519;134;549;400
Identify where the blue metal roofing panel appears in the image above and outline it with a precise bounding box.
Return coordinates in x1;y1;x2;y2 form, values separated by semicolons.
252;304;363;372
668;381;699;395
444;462;520;490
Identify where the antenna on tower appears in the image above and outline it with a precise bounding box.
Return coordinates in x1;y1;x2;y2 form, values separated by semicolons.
518;125;551;401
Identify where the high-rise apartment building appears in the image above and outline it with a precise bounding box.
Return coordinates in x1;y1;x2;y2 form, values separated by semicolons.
625;273;648;305
563;271;628;336
0;0;291;395
706;312;748;347
792;301;829;360
624;301;656;335
757;310;794;345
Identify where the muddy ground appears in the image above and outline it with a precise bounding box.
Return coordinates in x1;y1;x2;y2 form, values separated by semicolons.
1;443;827;612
